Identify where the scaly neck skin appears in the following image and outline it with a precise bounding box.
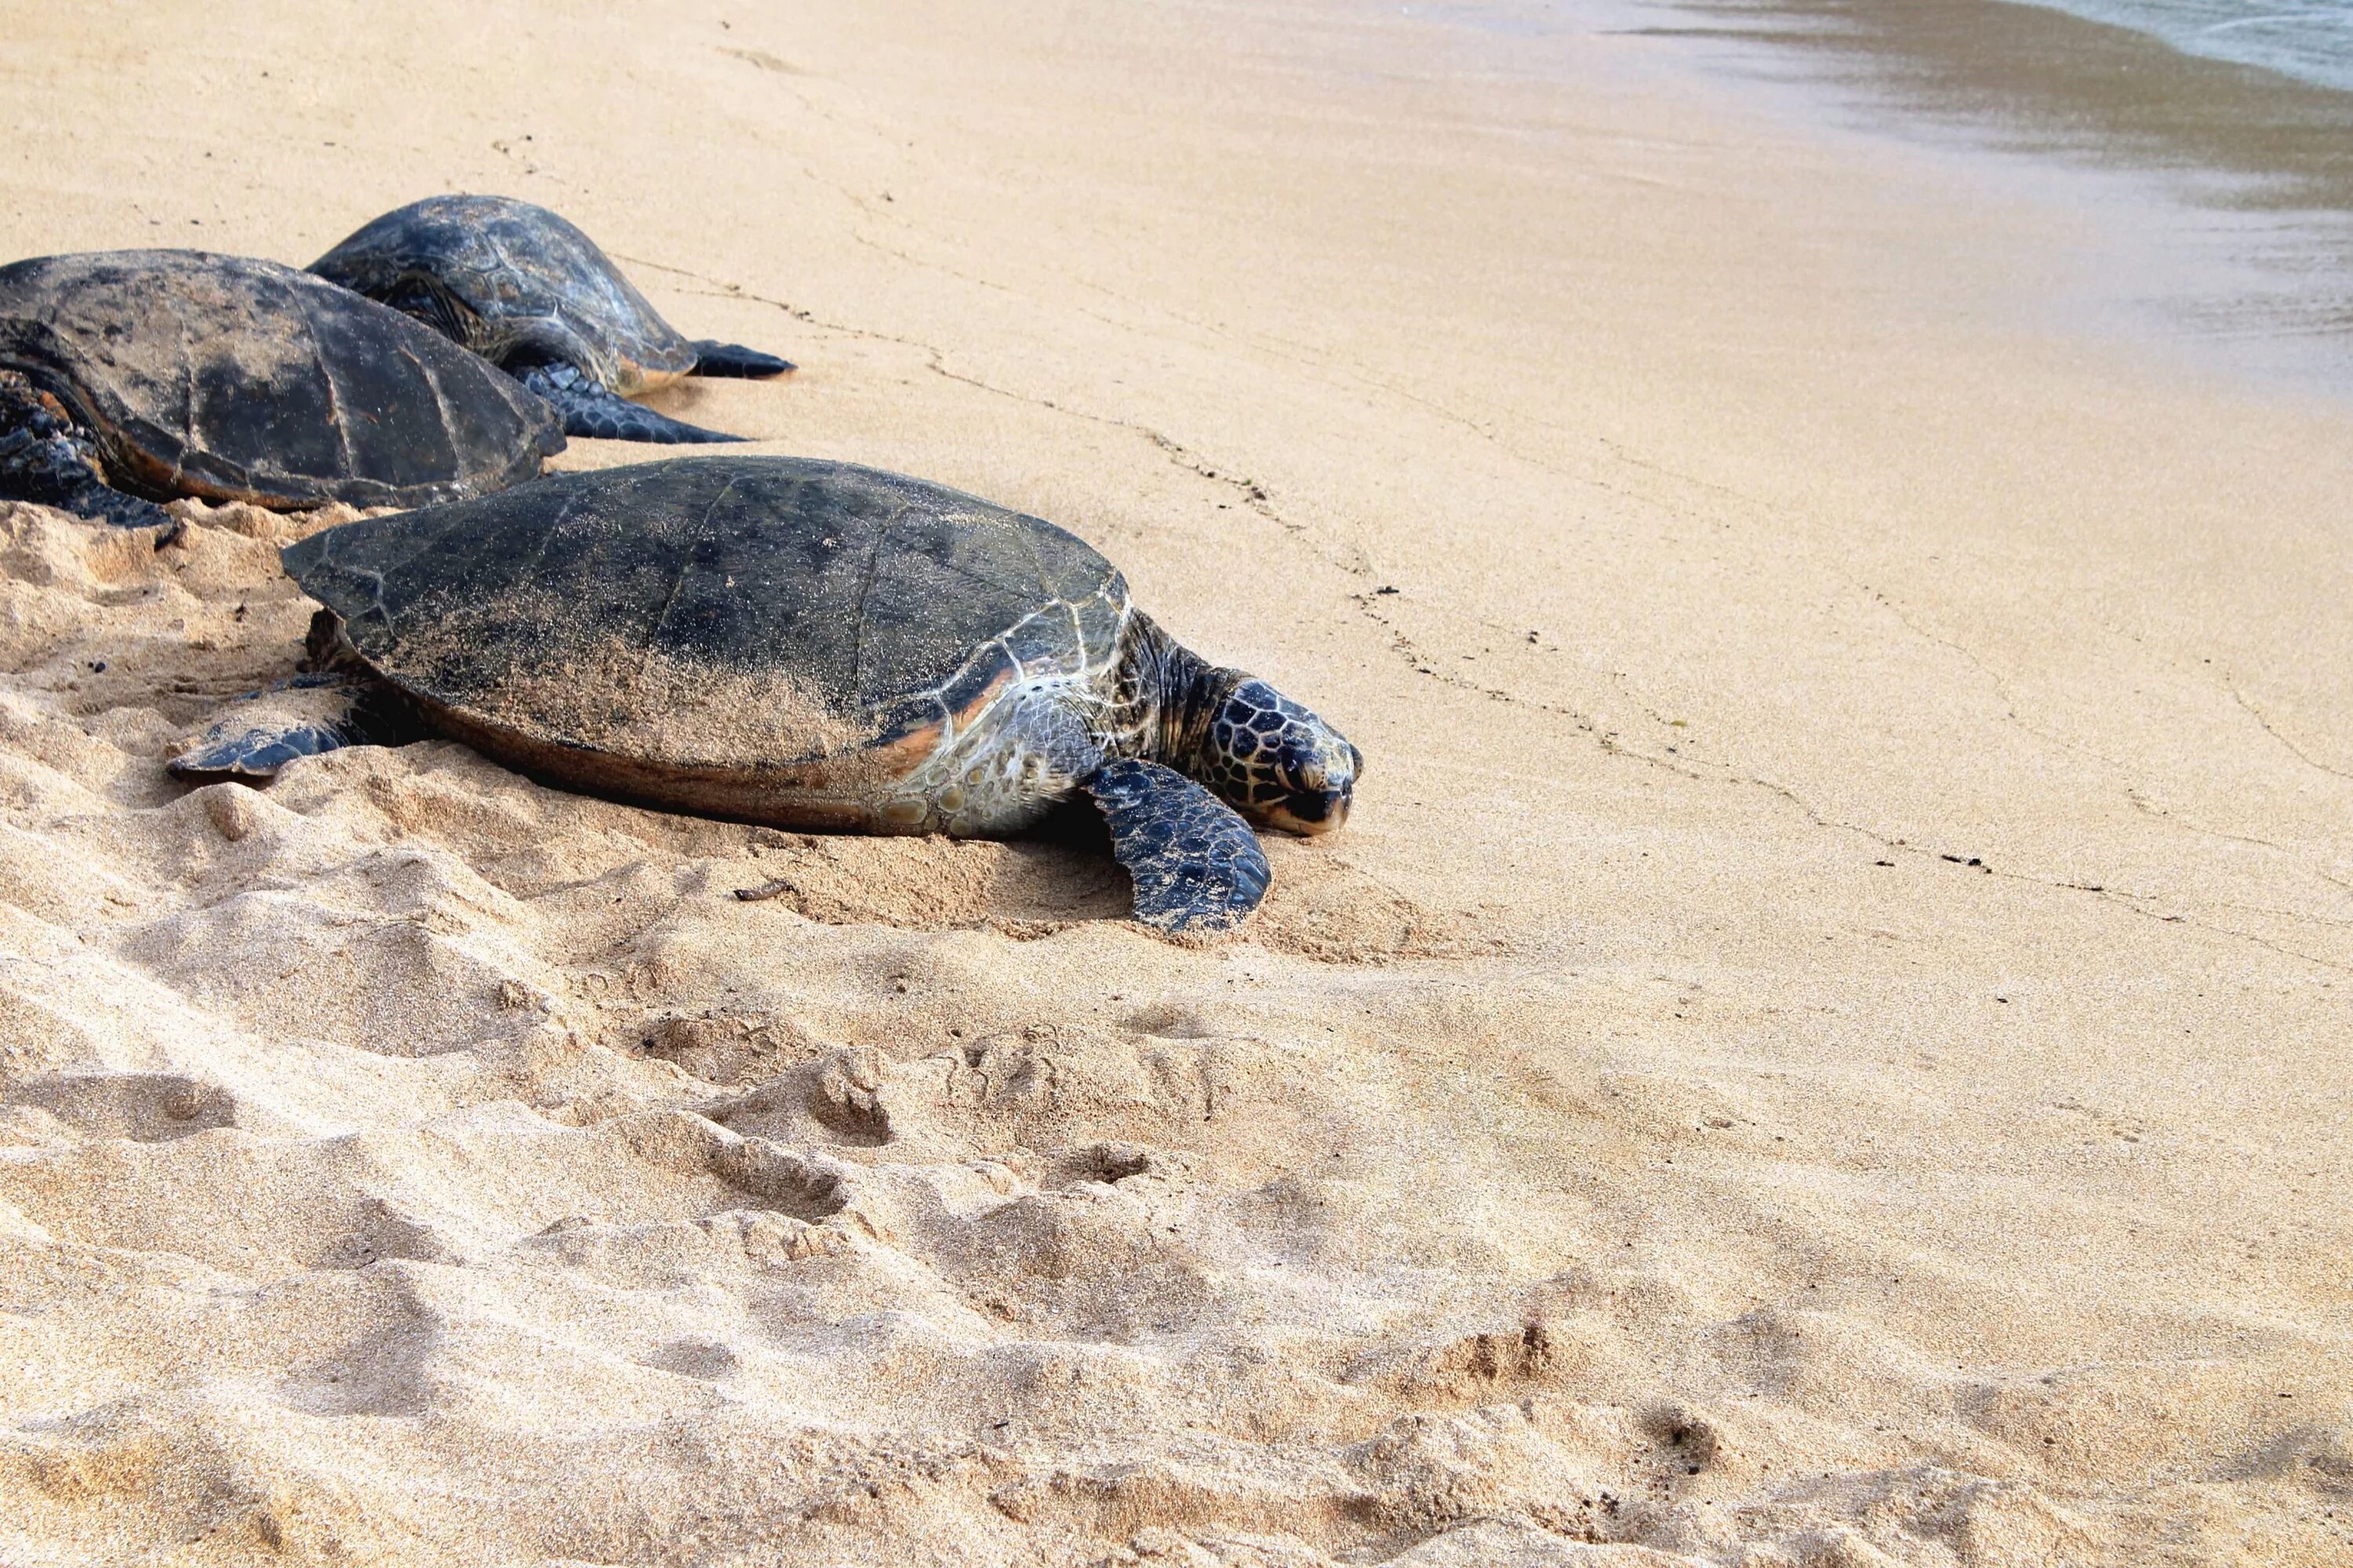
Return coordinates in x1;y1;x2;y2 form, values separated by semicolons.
1128;611;1246;775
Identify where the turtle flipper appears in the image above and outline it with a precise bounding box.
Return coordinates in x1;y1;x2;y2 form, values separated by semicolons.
689;340;795;378
515;362;744;445
1083;759;1271;933
167;674;394;784
0;372;174;531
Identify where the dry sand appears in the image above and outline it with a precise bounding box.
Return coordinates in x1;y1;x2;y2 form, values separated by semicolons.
2;1;2350;1563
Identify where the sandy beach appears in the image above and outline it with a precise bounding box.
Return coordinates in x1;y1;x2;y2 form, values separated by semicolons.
2;0;2349;1563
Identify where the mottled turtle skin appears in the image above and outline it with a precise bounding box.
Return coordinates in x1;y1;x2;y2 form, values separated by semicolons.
309;195;791;444
176;457;1361;932
0;250;563;526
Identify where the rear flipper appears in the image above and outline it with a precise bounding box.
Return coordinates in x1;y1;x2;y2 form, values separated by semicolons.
167;674;398;784
1083;759;1271;934
0;371;176;533
689;340;795;378
515;362;744;444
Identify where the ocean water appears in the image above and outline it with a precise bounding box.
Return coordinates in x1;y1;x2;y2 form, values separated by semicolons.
1415;2;2353;100
1398;0;2353;391
2017;1;2353;94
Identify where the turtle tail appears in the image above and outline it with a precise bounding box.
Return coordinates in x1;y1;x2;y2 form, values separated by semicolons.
515;362;747;445
689;340;795;378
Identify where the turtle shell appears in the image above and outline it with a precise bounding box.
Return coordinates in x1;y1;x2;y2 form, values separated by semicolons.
0;250;563;510
281;456;1132;827
309;195;700;396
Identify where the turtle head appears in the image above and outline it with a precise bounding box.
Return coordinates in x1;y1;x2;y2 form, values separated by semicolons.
1199;677;1362;835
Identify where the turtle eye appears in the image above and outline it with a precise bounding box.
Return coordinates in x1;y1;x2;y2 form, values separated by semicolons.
1347;743;1365;778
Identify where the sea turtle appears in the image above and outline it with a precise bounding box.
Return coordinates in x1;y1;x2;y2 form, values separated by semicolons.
0;250;564;530
169;456;1362;932
310;195;793;446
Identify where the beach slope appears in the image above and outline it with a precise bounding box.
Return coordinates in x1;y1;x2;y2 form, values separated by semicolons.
0;1;2347;1563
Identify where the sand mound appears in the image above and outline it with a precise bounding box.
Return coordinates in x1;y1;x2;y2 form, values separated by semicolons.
0;508;1602;1566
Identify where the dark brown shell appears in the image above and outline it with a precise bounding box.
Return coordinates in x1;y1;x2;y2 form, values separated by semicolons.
0;250;563;509
280;456;1129;824
309;195;699;395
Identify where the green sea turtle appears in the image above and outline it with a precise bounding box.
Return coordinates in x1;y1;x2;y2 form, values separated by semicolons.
169;456;1361;932
0;250;564;530
310;195;792;446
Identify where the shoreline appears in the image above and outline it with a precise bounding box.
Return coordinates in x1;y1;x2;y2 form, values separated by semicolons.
2002;0;2353;96
1604;0;2353;395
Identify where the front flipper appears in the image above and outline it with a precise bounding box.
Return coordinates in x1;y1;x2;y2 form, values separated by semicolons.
167;674;393;784
689;340;795;378
1084;759;1271;934
515;362;745;444
0;373;176;533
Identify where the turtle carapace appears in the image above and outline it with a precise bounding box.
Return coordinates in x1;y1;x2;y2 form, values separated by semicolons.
169;457;1361;933
310;195;791;446
0;250;563;529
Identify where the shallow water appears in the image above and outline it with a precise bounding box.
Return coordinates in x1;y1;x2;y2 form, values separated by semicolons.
2020;0;2353;94
1402;0;2353;395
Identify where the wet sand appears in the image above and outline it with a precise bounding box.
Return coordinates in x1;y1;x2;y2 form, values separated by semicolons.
1665;0;2353;374
2;1;2349;1563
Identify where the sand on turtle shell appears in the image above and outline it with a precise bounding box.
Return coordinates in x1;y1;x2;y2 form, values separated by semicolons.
426;631;882;773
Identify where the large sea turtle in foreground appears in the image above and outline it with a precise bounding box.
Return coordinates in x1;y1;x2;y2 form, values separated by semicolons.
0;250;564;529
169;457;1361;932
310;195;793;446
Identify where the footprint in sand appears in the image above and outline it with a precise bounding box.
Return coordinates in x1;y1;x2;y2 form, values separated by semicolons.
5;1071;240;1142
703;1046;895;1148
636;1007;825;1089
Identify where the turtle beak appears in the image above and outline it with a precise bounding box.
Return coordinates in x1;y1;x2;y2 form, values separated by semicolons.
1264;751;1354;836
1266;787;1347;835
